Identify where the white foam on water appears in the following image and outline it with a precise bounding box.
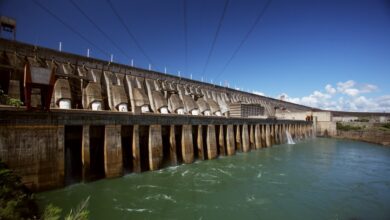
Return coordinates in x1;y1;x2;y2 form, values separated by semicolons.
145;194;177;203
217;168;232;177
257;172;262;178
136;185;160;189
181;170;190;177
125;208;152;213
246;195;255;202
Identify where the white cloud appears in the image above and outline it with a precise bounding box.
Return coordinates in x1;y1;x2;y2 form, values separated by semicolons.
335;80;377;96
276;80;389;112
325;84;336;94
252;91;265;96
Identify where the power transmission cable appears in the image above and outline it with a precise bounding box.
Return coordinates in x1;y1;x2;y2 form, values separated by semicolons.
105;0;154;65
201;0;230;76
69;0;131;60
183;0;188;73
214;0;273;81
32;0;111;58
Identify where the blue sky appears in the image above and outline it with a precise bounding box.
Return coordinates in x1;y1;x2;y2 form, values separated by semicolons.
1;0;389;112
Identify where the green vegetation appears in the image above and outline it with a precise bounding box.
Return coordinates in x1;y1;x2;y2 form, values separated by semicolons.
380;123;390;130
1;160;90;220
43;197;90;220
354;118;369;122
0;88;23;107
336;122;364;131
0;160;39;220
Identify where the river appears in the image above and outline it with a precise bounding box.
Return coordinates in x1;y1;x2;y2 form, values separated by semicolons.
38;138;390;219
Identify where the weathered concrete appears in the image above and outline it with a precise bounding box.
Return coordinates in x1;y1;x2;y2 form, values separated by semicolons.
249;125;255;150
82;125;90;180
132;125;141;173
206;124;218;159
197;125;205;160
265;124;271;147
169;125;178;165
181;124;194;163
235;125;242;152
0;125;64;191
255;124;262;149
226;125;235;156
104;125;123;178
218;125;226;156
242;124;250;152
148;125;163;170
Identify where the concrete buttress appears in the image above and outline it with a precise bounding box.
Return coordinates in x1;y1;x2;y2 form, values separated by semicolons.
226;125;235;156
197;125;205;160
206;125;217;159
104;125;123;178
242;124;250;152
82;125;90;180
148;125;163;170
181;125;194;164
169;125;178;165
132;125;141;173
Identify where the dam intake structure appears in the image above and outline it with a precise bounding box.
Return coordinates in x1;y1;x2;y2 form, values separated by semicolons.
0;39;313;191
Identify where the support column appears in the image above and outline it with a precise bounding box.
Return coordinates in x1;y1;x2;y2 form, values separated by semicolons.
265;124;271;147
132;125;141;173
104;125;123;178
242;124;250;152
182;125;194;164
149;125;163;170
218;125;226;156
235;125;242;152
255;124;262;149
281;124;286;144
226;125;235;156
82;125;90;180
261;125;266;147
249;125;255;150
270;124;275;146
207;125;218;159
169;125;178;165
197;125;205;160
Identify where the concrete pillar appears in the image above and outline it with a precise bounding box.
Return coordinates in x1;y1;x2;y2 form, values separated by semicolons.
279;124;283;144
255;124;262;149
218;125;226;156
249;125;255;150
104;125;123;178
242;124;250;152
261;125;266;147
132;125;141;173
281;124;286;144
226;125;235;156
169;125;178;165
235;125;242;152
270;124;275;145
206;125;218;159
274;124;279;145
149;125;163;170
82;125;90;180
181;125;194;164
197;125;205;160
265;124;271;147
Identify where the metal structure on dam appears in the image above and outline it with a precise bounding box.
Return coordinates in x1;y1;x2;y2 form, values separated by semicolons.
0;39;313;191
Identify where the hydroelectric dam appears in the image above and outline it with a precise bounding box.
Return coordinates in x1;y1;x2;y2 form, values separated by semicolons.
0;39;314;191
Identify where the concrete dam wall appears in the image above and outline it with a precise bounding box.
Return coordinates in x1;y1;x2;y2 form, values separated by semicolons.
0;39;313;191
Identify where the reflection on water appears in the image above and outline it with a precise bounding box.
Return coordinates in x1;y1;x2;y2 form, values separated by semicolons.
38;138;390;220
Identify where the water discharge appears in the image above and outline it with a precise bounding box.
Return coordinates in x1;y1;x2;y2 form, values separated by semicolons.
286;130;295;144
38;138;390;219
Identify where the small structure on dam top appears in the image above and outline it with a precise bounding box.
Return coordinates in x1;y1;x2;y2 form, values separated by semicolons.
0;39;313;191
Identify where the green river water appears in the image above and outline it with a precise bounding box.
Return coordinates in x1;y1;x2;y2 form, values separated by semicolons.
38;138;390;219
